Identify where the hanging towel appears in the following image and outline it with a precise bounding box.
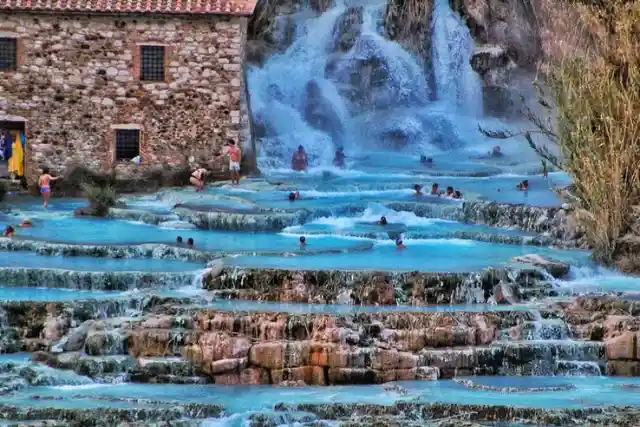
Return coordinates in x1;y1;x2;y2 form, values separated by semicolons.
8;131;24;177
20;132;25;148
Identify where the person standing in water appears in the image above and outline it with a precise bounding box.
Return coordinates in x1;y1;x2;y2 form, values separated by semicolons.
292;145;308;171
190;168;208;192
222;140;242;185
39;168;59;208
333;147;346;168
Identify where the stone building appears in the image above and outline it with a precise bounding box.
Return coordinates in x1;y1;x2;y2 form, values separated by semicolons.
0;0;256;186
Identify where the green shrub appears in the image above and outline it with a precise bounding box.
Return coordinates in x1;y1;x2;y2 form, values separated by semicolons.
81;182;118;216
481;0;640;263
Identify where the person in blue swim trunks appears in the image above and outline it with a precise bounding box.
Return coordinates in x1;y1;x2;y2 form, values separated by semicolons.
39;167;59;208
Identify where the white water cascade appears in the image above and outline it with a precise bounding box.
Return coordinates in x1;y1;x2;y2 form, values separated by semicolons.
247;0;485;169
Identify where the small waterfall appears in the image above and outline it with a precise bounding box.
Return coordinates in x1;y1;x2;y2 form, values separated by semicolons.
497;309;604;376
431;0;483;115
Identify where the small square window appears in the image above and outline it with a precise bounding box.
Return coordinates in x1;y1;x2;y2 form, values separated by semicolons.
115;129;140;161
139;45;165;81
0;38;17;71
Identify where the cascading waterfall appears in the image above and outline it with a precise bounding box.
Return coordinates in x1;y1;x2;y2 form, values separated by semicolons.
431;0;484;115
247;0;484;169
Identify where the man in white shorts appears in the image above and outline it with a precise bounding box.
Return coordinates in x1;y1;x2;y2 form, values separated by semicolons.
223;140;242;185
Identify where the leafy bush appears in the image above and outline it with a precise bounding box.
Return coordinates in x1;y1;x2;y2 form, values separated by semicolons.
81;183;118;216
481;0;640;263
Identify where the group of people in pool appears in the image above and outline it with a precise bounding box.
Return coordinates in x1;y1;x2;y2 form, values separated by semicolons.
413;183;463;199
3;218;33;237
291;145;347;171
176;236;195;249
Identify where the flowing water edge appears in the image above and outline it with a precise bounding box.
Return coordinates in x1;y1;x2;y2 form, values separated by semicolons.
0;0;639;426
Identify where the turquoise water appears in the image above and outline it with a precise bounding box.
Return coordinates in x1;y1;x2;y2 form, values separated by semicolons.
0;251;203;272
226;239;590;272
5;377;640;411
1;217;372;253
0;287;120;301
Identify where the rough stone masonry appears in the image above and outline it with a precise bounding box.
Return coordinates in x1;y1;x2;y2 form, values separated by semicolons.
0;11;251;184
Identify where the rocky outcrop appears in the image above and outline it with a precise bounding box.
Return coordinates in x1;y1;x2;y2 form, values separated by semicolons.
274;402;640;426
0;238;214;262
205;266;556;305
0;268;197;291
559;296;640;376
174;206;307;231
462;201;584;247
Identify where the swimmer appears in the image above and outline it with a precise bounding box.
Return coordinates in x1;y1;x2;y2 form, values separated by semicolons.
377;216;388;226
445;186;454;197
453;190;462;199
299;236;307;247
490;145;503;158
288;190;300;201
291;145;308;171
430;183;440;196
395;238;406;249
3;226;15;237
19;219;32;228
176;236;183;245
187;238;194;249
516;180;529;191
39;167;60;209
413;184;423;196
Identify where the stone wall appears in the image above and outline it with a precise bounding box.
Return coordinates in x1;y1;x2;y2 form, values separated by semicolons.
0;12;250;185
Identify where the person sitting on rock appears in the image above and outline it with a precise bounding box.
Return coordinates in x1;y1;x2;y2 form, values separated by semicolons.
377;216;388;226
431;183;440;196
299;236;307;247
291;145;308;171
413;184;423;196
187;238;194;249
395;238;406;249
333;147;346;168
190;168;208;192
516;180;529;191
3;226;15;237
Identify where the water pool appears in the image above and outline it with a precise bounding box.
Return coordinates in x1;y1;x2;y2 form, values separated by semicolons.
226;239;590;272
1;217;372;253
0;287;121;301
7;376;640;411
0;252;204;272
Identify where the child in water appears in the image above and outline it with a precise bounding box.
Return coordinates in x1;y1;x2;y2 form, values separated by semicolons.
39;168;60;208
445;186;454;197
431;183;440;196
395;238;406;249
299;236;307;247
187;238;194;249
413;184;423;196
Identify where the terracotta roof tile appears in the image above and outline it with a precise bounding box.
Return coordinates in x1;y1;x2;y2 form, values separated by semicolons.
0;0;256;15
